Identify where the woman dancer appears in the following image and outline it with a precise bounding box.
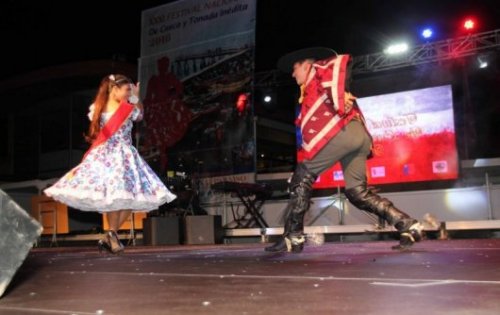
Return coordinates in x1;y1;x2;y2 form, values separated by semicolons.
45;74;176;254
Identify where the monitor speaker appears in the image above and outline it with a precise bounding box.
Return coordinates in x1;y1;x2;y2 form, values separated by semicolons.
184;215;223;245
142;216;182;245
0;189;43;298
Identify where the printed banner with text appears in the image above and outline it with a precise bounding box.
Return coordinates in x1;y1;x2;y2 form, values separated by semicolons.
139;0;257;206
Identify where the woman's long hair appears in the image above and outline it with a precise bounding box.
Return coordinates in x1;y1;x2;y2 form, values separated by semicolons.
85;74;131;143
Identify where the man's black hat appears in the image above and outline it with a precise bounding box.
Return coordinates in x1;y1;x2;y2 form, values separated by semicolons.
277;47;337;73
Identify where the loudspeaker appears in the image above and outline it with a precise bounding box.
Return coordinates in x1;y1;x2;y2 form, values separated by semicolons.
142;216;182;245
0;189;43;298
184;215;223;245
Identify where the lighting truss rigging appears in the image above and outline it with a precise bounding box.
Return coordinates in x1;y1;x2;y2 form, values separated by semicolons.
351;28;500;74
254;28;500;86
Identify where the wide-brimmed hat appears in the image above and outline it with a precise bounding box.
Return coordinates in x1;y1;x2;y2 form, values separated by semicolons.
277;47;337;72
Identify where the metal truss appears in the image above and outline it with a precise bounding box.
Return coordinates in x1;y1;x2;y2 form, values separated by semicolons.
351;28;500;74
253;28;500;87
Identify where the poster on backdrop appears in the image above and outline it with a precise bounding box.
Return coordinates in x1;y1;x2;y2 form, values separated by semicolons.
140;0;256;57
297;84;459;188
138;0;257;186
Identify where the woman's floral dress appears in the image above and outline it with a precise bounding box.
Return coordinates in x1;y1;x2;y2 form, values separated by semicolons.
44;104;176;212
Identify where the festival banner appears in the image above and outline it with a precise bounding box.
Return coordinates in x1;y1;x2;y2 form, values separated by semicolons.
139;0;256;181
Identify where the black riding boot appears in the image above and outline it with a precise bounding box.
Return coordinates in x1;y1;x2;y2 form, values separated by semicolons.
264;202;294;252
344;185;424;250
265;164;317;253
264;208;307;253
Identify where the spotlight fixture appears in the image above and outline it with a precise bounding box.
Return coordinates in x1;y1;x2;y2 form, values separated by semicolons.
463;18;475;31
384;43;409;55
477;56;488;69
421;28;433;39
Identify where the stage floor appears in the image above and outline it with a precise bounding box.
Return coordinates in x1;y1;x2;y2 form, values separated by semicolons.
1;239;500;315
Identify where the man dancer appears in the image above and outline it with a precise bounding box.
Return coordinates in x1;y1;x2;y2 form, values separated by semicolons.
265;47;424;253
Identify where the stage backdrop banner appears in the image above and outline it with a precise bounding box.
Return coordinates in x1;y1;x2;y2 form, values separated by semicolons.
298;84;459;188
139;0;257;185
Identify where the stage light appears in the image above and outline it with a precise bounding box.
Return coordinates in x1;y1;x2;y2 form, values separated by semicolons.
384;43;409;55
478;57;488;69
259;88;276;108
421;28;433;39
236;93;249;113
463;18;475;31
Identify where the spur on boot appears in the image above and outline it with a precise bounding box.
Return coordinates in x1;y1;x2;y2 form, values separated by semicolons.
392;221;424;250
285;235;306;253
265;235;305;253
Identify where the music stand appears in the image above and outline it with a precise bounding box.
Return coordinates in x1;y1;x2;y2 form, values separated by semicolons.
211;181;271;229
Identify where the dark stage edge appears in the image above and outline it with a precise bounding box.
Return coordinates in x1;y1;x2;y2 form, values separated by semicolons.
1;239;500;315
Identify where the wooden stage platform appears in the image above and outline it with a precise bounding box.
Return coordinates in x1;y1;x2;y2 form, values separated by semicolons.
1;238;500;315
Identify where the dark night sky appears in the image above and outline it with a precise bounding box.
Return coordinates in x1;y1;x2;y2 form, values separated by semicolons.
1;0;500;80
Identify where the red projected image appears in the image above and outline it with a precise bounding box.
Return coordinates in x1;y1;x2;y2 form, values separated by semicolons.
298;85;459;188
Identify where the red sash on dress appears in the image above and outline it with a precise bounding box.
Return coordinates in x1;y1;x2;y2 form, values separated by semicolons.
66;101;134;179
82;101;134;160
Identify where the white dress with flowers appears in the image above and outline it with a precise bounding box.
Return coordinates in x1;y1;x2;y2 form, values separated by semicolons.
44;104;176;212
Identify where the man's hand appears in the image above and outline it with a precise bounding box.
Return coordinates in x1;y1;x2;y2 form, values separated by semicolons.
344;92;357;113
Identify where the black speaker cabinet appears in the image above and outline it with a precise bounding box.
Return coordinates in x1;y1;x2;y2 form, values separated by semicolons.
1;189;43;298
142;216;181;245
184;215;223;245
